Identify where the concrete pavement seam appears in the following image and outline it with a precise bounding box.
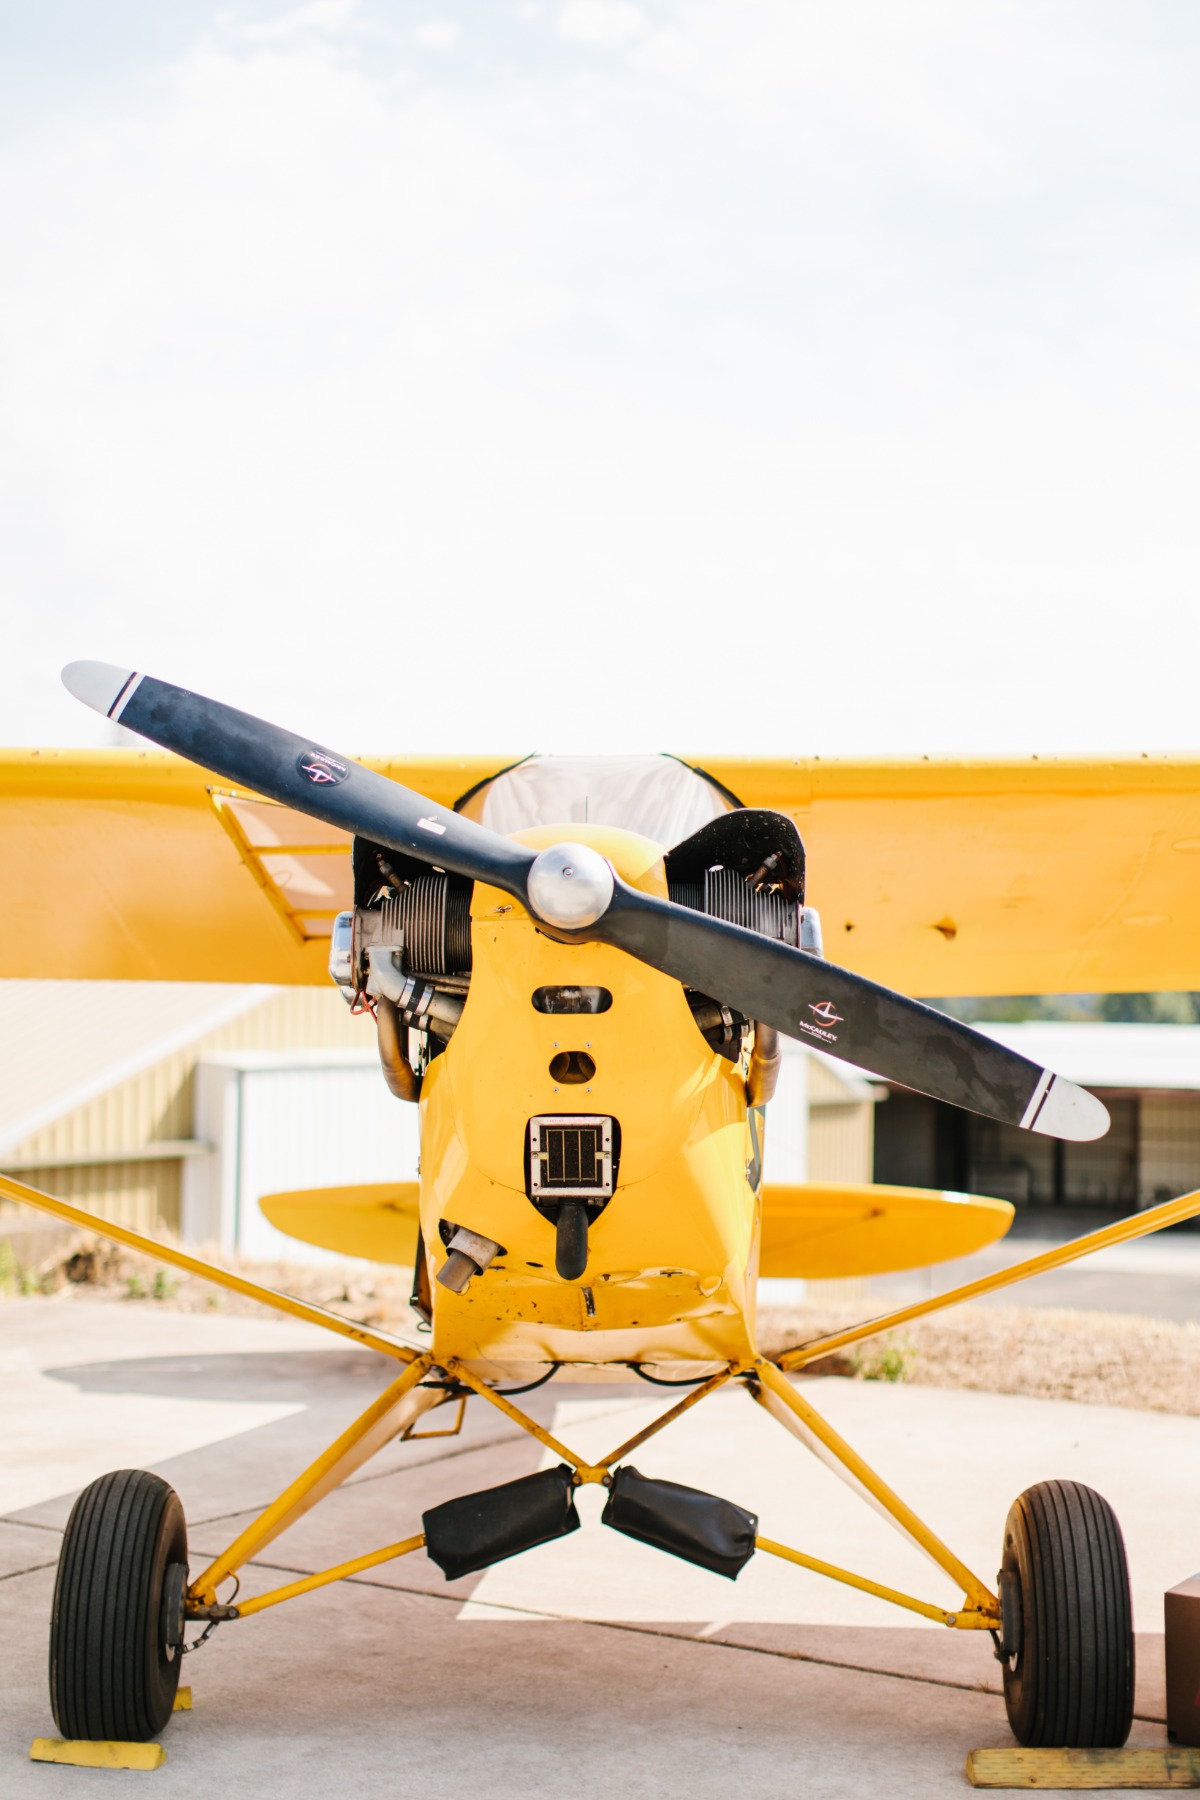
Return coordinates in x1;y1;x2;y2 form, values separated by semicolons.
163;1550;1166;1725
4;1551;1166;1730
0;1561;58;1581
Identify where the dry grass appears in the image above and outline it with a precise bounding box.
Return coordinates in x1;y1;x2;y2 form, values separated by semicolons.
758;1301;1200;1416
0;1232;425;1335
3;1233;1197;1415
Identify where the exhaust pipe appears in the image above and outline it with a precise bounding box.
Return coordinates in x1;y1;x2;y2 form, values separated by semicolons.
367;948;464;1039
375;996;421;1103
746;1023;781;1107
436;1224;502;1294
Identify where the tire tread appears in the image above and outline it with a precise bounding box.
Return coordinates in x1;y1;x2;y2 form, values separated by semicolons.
1000;1477;1133;1749
49;1469;186;1741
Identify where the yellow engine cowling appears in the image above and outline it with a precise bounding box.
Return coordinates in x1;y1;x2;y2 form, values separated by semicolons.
418;825;760;1382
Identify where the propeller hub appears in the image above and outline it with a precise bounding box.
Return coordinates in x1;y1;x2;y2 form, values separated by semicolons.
526;843;615;930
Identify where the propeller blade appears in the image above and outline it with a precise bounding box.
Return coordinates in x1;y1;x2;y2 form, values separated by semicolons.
61;661;536;898
62;662;1108;1141
588;881;1109;1140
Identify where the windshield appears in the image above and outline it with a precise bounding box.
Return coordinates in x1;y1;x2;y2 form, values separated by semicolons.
457;755;737;847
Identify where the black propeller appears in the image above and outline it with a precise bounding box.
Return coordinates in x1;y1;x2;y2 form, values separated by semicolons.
63;661;1109;1142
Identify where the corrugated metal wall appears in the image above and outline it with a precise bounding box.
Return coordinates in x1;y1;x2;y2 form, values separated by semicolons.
806;1054;876;1184
3;990;372;1236
1139;1092;1200;1206
762;1041;808;1183
185;1057;419;1261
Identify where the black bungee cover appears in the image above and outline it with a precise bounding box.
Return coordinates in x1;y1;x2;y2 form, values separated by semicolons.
423;1464;581;1581
600;1465;757;1579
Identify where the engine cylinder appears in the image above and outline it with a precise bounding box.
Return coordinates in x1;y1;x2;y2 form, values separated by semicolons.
376;875;472;975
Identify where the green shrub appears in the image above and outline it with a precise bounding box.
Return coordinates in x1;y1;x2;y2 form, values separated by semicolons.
850;1334;915;1383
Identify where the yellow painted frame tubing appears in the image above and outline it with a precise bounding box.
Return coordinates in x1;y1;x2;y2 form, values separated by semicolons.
186;1352;995;1632
777;1186;1200;1371
447;1359;739;1486
0;1173;420;1364
753;1359;999;1620
233;1534;427;1617
756;1537;992;1629
190;1355;435;1604
451;1359;997;1628
597;1369;736;1470
446;1360;594;1473
205;1371;741;1619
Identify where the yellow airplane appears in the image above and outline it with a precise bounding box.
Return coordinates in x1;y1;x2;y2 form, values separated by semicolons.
4;659;1199;1761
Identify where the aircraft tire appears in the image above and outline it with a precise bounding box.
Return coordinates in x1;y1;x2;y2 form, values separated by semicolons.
49;1469;188;1741
997;1478;1133;1747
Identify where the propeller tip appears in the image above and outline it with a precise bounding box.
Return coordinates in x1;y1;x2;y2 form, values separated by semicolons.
62;661;141;720
1031;1077;1110;1143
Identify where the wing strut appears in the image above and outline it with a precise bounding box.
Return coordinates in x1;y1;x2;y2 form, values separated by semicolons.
0;1174;421;1364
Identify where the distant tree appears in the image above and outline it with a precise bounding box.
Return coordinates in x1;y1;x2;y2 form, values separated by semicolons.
1096;992;1200;1024
933;992;1200;1025
932;994;1101;1024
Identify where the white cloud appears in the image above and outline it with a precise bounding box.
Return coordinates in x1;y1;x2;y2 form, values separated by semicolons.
223;0;363;45
557;2;647;51
413;19;462;52
2;3;1199;759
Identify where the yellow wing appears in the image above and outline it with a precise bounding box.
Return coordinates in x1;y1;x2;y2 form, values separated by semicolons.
760;1182;1013;1278
4;746;1200;991
696;754;1200;995
0;748;514;982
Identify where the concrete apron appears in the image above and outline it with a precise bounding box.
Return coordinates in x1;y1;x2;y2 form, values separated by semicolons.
2;1299;1195;1799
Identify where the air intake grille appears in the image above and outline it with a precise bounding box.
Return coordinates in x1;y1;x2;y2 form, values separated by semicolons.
529;1116;614;1200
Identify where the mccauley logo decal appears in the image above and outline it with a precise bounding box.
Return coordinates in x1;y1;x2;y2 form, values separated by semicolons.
297;751;349;786
797;998;845;1045
808;1000;843;1026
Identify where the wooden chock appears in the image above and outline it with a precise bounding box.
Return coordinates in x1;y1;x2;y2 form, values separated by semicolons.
966;1746;1200;1789
30;1738;166;1770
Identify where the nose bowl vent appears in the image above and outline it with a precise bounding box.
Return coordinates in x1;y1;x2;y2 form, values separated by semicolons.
528;1116;616;1202
549;1051;596;1085
526;1115;620;1274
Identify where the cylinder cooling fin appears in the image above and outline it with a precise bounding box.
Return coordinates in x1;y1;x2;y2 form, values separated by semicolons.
374;878;472;976
350;837;473;975
671;867;798;946
664;809;807;1058
664;808;806;907
336;839;475;1081
666;809;805;945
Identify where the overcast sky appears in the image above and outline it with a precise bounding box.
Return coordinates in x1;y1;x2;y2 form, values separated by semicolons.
3;1;1199;758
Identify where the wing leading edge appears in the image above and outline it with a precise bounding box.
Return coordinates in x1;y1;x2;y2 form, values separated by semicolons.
3;745;1200;992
